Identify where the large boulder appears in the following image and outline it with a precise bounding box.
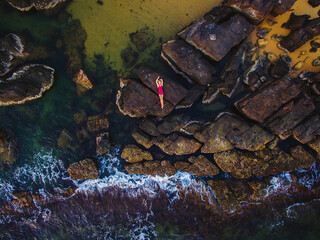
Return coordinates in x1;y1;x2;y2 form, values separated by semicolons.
222;0;277;23
131;129;153;149
235;78;300;123
136;65;188;106
0;129;16;168
0;33;23;76
125;160;177;176
161;39;216;85
121;144;153;163
179;7;254;61
0;64;55;106
5;0;66;11
174;155;220;176
293;114;320;144
116;79;174;117
152;133;201;155
67;159;99;180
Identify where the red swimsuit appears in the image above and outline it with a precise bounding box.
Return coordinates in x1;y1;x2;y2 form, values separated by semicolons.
158;85;163;95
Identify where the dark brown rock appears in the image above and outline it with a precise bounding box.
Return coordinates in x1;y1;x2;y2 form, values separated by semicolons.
270;60;290;79
223;0;277;23
5;0;66;11
136;65;188;106
236;78;300;123
87;115;109;133
179;8;254;61
121;144;153;163
266;96;315;139
131;129;153;149
176;85;206;108
152;133;201;155
161;40;216;85
96;132;111;155
180;121;203;135
139;118;160;136
185;155;219;176
270;0;297;17
281;13;310;31
290;145;316;170
116;79;174;117
0;33;23;76
293;114;320;144
309;0;320;7
11;191;35;208
308;136;320;156
207;180;241;213
0;64;55;106
125;160;177;176
194;113;242;153
0;129;16;168
67;159;99;180
156;113;190;135
202;81;220;104
226;124;275;151
120;47;138;67
174;161;191;171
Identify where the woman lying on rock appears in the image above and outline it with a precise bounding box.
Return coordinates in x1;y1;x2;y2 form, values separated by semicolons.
156;76;164;109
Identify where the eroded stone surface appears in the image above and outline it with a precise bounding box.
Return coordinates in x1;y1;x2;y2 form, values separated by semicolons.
293;114;320;144
121;144;153;163
87;115;109;133
67;159;99;180
125;160;177;176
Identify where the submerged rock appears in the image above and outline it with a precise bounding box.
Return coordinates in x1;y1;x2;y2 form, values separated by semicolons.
129;28;154;51
5;0;67;11
0;129;16;168
87;115;109;133
121;144;153;163
96;132;111;155
0;64;55;106
161;39;216;85
67;159;99;180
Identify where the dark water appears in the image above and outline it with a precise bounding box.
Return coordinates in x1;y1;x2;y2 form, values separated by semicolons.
0;1;320;239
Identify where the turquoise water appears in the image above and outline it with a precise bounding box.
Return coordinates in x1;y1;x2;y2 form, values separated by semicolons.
0;1;320;239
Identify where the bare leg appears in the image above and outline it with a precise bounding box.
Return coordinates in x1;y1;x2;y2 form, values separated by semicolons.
159;95;164;109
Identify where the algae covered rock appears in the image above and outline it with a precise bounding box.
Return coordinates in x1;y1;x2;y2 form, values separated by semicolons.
0;129;16;168
67;159;99;180
125;160;177;176
129;28;154;51
87;115;109;133
0;64;55;106
5;0;67;11
121;144;153;163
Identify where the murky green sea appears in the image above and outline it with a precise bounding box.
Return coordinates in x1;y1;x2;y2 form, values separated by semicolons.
1;1;320;239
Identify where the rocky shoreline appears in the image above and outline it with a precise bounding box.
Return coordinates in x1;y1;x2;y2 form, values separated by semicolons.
1;0;320;238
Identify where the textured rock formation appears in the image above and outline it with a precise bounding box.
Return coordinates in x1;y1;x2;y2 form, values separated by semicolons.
96;132;110;155
179;7;254;61
116;79;174;117
129;28;154;51
131;129;153;149
87;115;109;133
125;160;177;176
5;0;66;11
136;65;188;106
270;0;297;16
67;159;99;180
222;0;277;23
174;155;220;176
293;114;320;144
235;78;300;123
0;129;16;168
0;64;55;106
161;40;216;85
121;144;153;163
72;69;93;93
152;133;201;155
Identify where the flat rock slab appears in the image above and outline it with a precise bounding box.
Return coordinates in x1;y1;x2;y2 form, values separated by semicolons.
174;155;220;176
67;159;99;180
121;144;153;163
266;96;315;139
161;39;216;85
179;8;254;61
125;160;177;177
293;114;320;144
0;64;55;106
214;147;300;179
116;79;174;117
136;65;188;106
223;0;277;23
152;133;201;155
235;78;300;123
